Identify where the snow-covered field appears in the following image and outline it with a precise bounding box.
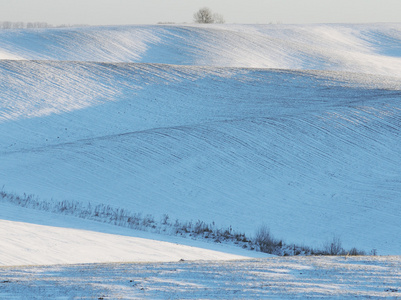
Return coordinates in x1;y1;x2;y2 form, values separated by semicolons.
0;23;401;297
1;256;400;299
0;202;266;266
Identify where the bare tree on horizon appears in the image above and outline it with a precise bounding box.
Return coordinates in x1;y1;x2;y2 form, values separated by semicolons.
194;7;225;24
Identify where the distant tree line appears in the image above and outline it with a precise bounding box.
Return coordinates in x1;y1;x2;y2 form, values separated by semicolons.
0;21;88;30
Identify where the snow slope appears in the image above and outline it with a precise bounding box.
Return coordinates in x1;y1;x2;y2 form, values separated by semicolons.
1;24;401;265
1;23;401;75
0;203;263;266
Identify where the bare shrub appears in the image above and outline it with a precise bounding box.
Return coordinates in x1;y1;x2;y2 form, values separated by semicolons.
348;247;366;256
254;225;282;254
323;235;345;255
194;220;212;235
161;214;170;225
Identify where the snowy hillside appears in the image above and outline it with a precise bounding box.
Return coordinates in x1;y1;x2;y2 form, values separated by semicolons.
1;24;401;265
1;23;401;75
0;202;262;266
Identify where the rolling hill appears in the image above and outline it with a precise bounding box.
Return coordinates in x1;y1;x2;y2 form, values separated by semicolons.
1;24;400;265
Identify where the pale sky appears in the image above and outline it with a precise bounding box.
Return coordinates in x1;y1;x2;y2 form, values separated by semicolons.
1;0;401;25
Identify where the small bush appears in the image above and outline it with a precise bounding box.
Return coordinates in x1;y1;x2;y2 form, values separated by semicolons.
348;247;366;256
161;214;170;225
323;235;344;255
194;220;212;235
254;225;282;254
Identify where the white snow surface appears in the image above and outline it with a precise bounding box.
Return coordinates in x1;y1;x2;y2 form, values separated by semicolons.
0;203;263;266
0;219;251;266
1;24;401;76
1;256;401;299
1;24;401;266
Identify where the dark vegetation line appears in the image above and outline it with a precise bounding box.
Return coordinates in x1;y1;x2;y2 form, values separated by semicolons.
0;188;372;256
0;21;88;29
